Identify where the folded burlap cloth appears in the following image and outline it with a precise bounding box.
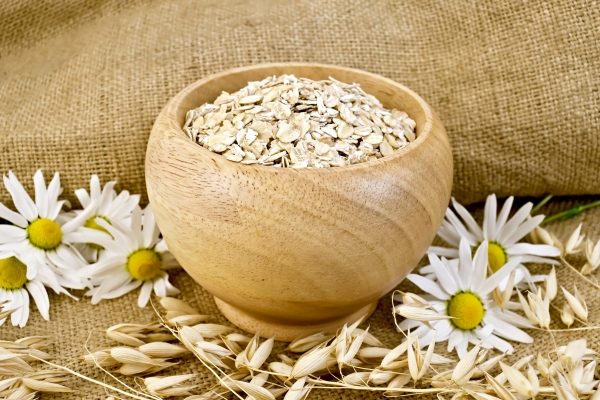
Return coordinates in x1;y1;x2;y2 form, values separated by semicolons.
1;1;599;399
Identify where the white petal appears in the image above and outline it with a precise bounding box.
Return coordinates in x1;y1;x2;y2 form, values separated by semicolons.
419;265;434;275
447;330;463;353
0;225;27;240
498;267;524;291
130;206;143;248
56;245;86;269
502;215;545;246
399;318;423;332
476;323;494;340
427;246;458;258
47;173;64;220
484;314;533;343
451;198;483;239
494;197;514;237
517;255;560;265
142;206;161;248
4;172;37;221
35;267;65;294
18;287;30;327
0;239;30;251
445;209;478;245
458;238;473;287
496;203;534;244
0;203;28;227
482;333;514;354
26;280;50;320
24;247;45;279
471;241;488;291
90;273;131;304
75;188;91;209
64;228;114;249
0;251;15;260
138;281;153;307
47;200;66;221
432;319;453;341
61;200;100;233
98;181;117;215
102;280;143;300
437;220;463;247
498;309;535;329
429;254;458;294
94;218;135;252
8;290;22;327
33;170;49;218
80;256;123;276
483;194;497;240
104;190;130;219
477;256;521;295
507;243;560;257
407;273;449;300
456;337;469;359
153;276;167;298
164;278;180;296
162;253;180;270
108;193;140;221
90;175;101;201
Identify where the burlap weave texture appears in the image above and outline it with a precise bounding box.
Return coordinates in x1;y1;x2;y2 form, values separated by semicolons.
1;0;599;206
1;198;599;400
2;1;600;399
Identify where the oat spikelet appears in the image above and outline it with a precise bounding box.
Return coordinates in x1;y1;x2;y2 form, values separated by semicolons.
565;223;585;255
139;342;190;358
160;297;200;315
144;374;198;397
290;342;335;379
0;337;72;397
288;333;332;353
452;343;480;385
562;285;588;322
499;362;536;398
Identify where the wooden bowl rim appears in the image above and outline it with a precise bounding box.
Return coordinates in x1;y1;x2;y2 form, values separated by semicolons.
160;62;436;174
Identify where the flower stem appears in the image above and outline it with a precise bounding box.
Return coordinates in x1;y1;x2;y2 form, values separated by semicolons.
531;194;553;215
541;199;600;225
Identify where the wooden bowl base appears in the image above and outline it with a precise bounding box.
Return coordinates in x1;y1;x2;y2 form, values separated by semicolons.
214;297;378;342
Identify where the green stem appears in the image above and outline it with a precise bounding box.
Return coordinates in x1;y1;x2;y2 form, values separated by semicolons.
531;194;554;215
541;199;600;225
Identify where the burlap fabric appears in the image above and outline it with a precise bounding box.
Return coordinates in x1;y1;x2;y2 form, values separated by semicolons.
1;0;599;205
2;199;599;400
2;1;600;399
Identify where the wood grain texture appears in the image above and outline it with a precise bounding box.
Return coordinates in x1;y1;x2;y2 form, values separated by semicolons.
146;63;453;341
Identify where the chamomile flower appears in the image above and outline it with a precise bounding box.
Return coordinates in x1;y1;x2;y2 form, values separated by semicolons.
0;170;94;290
398;239;534;358
81;205;180;307
425;195;560;285
73;175;140;262
0;250;69;327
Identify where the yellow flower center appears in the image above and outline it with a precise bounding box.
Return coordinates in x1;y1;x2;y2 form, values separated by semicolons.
0;256;28;290
487;242;508;273
84;216;111;250
447;292;485;330
27;218;63;250
127;249;162;281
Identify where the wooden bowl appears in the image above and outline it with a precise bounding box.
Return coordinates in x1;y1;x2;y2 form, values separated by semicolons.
146;63;453;341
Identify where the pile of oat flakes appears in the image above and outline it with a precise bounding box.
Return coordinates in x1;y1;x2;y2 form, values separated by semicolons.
183;75;416;168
